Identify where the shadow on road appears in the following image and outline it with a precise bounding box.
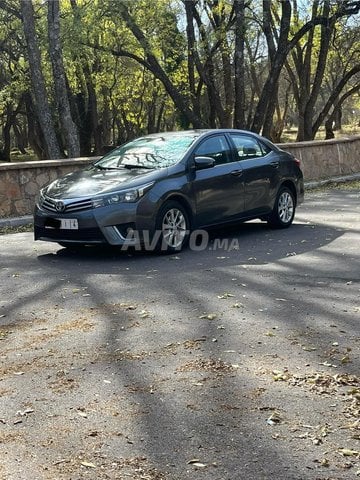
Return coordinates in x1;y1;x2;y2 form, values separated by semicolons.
35;221;343;274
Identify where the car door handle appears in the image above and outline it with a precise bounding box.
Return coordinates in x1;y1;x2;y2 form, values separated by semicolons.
270;161;279;168
230;170;243;177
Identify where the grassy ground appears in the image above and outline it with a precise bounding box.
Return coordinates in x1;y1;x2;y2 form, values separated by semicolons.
280;125;360;143
0;224;34;236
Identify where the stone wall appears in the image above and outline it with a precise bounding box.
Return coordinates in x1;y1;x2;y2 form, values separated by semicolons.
0;158;97;218
280;135;360;181
1;134;360;218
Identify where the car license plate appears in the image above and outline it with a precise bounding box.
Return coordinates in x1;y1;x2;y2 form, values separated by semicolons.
59;218;78;230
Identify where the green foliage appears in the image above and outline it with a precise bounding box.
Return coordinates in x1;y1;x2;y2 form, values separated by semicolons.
0;0;360;159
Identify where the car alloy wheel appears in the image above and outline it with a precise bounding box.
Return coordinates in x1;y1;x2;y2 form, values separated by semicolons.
267;187;295;228
157;201;190;252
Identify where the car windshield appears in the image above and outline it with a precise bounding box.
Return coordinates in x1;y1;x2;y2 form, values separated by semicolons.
95;134;197;170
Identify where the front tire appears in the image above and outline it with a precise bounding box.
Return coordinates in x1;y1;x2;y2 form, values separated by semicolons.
267;187;295;229
155;201;190;253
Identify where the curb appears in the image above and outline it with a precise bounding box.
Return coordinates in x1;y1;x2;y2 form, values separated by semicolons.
305;172;360;189
0;173;359;229
0;215;33;228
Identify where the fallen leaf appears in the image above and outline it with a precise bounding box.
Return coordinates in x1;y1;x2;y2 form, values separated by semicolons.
267;412;282;425
302;346;317;351
319;361;337;367
272;370;289;381
188;459;207;468
199;313;217;320
217;293;235;299
80;461;97;468
119;303;137;310
53;459;69;466
338;449;359;457
16;408;34;416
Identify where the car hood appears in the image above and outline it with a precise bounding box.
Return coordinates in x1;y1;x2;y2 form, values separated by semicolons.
44;165;163;199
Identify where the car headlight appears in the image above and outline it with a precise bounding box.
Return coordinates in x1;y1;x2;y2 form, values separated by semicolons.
92;182;154;208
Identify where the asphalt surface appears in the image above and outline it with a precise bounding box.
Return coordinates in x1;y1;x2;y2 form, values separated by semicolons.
0;187;359;480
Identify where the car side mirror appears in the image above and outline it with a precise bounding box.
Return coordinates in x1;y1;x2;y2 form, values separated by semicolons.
194;156;215;170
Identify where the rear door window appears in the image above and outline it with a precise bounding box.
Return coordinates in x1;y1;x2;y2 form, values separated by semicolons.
230;134;271;160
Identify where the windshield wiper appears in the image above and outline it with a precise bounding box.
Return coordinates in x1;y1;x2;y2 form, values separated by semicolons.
94;164;118;170
122;164;154;170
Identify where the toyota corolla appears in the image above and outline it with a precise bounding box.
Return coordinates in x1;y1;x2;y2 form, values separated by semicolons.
34;129;304;252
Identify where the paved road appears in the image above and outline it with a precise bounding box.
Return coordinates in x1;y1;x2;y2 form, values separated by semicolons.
0;188;359;480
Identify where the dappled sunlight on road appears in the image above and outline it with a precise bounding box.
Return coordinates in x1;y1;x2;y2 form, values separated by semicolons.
0;188;359;479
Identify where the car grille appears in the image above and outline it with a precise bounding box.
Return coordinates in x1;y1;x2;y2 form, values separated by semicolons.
41;195;93;213
36;226;106;242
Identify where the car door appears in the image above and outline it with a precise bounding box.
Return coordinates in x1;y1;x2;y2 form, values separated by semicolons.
229;133;280;215
190;134;245;227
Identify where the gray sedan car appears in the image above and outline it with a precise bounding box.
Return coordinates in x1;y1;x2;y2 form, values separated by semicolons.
34;129;304;252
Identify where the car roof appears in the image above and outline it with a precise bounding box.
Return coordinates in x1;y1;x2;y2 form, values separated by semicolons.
140;129;277;149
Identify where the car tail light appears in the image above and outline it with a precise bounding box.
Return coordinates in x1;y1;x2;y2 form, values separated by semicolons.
294;157;301;166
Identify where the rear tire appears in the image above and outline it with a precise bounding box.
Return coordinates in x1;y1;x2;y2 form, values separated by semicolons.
155;201;190;253
267;187;295;229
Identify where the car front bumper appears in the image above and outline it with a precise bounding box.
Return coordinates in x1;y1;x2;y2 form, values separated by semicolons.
34;202;153;247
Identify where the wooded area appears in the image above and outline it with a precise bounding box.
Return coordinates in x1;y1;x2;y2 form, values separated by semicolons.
0;0;360;161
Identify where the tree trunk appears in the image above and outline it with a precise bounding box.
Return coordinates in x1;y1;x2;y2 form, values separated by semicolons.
75;92;92;156
301;1;333;140
325;117;335;139
47;0;80;158
184;1;201;120
13;122;27;154
118;1;204;128
20;0;61;159
24;91;47;160
251;1;291;134
233;0;246;129
333;107;342;130
1;104;13;161
83;63;102;155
